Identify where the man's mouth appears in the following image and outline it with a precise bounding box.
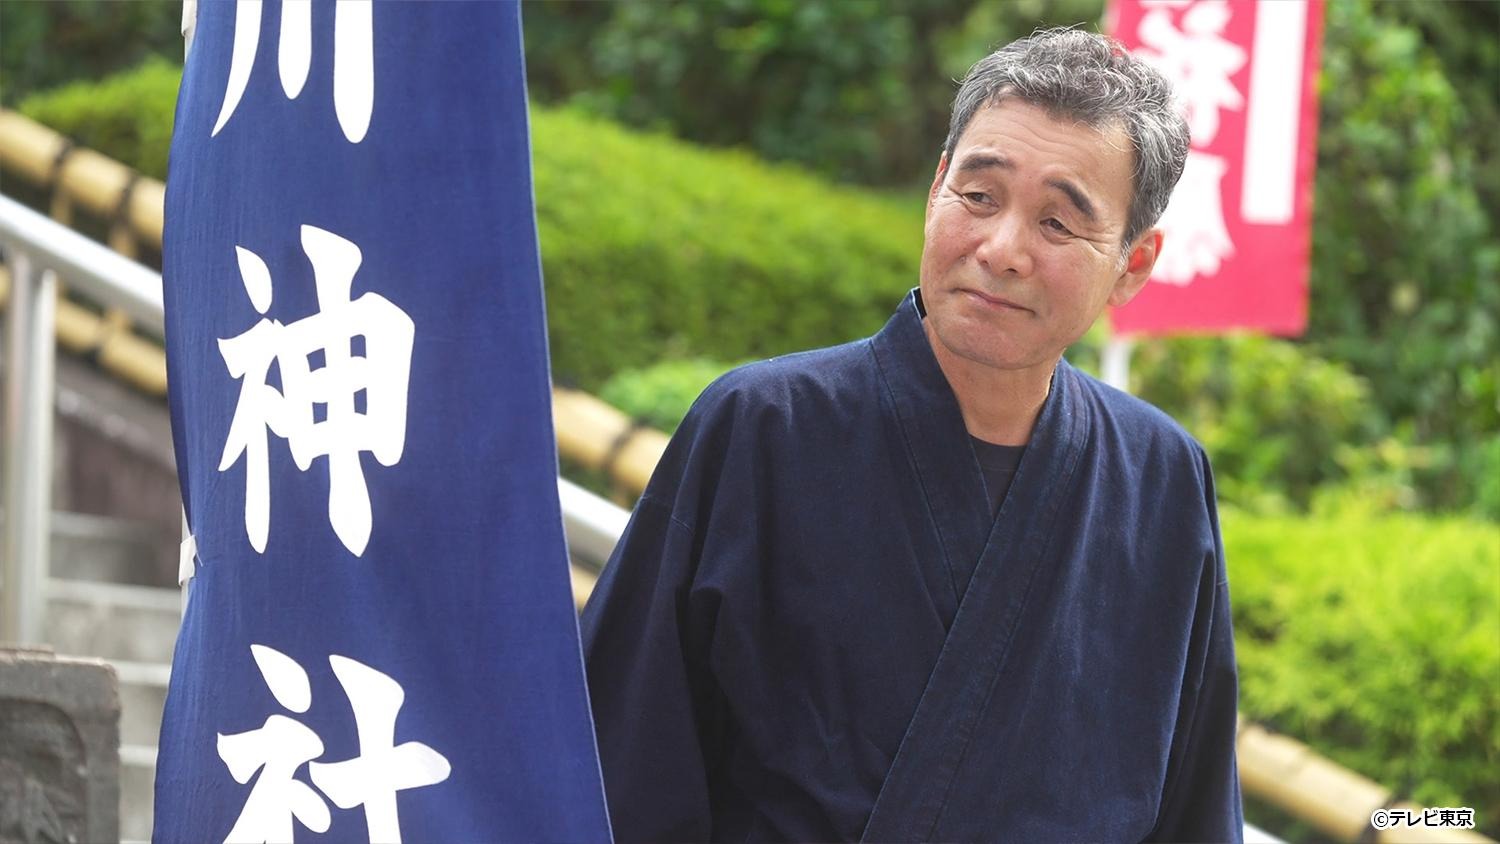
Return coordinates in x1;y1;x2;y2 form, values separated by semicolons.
959;288;1031;313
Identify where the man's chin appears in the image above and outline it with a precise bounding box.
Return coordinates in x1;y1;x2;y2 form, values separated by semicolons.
929;323;1052;375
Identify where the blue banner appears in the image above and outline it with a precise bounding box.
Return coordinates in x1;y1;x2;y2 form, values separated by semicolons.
154;2;612;840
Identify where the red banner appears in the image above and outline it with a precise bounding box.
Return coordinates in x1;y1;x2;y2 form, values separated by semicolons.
1108;0;1324;337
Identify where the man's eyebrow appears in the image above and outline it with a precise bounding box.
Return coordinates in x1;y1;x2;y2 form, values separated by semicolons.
1045;178;1098;223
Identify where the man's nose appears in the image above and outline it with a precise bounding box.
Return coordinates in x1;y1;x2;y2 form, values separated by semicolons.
973;212;1034;279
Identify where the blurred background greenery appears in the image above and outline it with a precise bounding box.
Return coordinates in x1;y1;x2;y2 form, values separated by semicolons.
2;0;1496;838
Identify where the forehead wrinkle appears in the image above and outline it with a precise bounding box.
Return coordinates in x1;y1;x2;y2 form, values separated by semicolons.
955;152;1014;174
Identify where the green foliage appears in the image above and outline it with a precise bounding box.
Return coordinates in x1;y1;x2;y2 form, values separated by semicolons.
600;359;744;434
1128;335;1376;511
1476;434;1500;520
1308;0;1499;513
0;0;181;106
524;0;947;186
522;0;1103;187
532;107;922;386
16;56;182;179
1375;0;1500;219
1226;508;1500;834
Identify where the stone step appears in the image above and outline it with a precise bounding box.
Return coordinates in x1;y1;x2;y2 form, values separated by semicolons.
44;576;182;664
49;510;173;588
113;658;169;748
121;744;156;843
115;663;168;842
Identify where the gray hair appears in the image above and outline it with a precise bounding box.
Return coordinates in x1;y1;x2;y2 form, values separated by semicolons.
942;27;1189;249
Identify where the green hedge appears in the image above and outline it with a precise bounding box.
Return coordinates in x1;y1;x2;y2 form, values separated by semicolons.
533;107;921;386
1128;335;1376;511
18;60;923;389
1226;508;1500;834
17;56;181;181
599;358;747;434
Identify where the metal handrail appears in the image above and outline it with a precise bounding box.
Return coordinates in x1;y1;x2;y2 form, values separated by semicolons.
0;195;164;336
0;195;628;645
2;246;52;644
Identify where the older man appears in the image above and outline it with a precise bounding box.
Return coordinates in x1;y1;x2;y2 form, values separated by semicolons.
582;27;1242;843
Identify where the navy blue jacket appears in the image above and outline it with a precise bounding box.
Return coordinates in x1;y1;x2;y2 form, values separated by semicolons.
582;292;1242;842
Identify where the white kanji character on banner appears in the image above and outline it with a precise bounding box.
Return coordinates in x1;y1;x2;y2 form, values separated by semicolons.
309;657;452;843
217;645;331;842
216;244;289;555
213;0;374;142
218;647;452;843
1135;0;1246;145
1152;150;1234;285
218;225;415;556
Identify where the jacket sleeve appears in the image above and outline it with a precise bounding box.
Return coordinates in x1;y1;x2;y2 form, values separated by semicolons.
580;494;724;843
1150;454;1244;843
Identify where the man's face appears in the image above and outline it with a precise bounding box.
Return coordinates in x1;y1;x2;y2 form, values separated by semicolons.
918;99;1159;375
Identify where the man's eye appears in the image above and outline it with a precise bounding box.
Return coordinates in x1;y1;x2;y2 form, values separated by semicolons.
1044;218;1073;235
962;192;990;204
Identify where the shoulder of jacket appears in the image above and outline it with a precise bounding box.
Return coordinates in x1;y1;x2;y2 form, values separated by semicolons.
1066;363;1206;459
690;338;873;420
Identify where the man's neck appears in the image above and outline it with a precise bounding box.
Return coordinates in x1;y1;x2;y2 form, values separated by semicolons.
924;321;1055;446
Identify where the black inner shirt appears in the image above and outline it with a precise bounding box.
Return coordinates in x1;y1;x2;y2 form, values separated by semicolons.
970;436;1026;517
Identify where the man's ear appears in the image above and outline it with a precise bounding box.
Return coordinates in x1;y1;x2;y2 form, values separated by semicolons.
926;151;949;223
1107;228;1162;308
